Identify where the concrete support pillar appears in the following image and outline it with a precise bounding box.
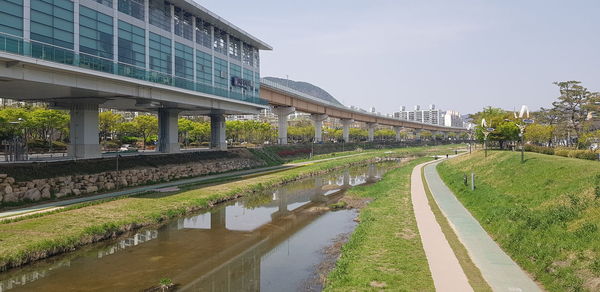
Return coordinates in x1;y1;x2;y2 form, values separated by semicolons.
311;114;328;142
393;126;403;142
158;108;180;153
210;113;227;150
68;103;100;159
341;119;354;142
272;106;295;144
367;123;377;142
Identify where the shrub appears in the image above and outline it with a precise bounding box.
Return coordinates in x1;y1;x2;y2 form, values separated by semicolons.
554;148;570;157
524;144;554;155
574;150;598;161
120;136;140;144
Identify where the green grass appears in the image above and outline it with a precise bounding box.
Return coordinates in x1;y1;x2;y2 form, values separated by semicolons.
0;146;451;272
438;150;600;292
325;157;435;291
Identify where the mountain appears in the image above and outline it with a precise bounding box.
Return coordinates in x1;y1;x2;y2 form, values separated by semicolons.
263;77;344;106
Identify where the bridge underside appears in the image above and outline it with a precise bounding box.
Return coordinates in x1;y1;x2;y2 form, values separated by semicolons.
0;54;265;158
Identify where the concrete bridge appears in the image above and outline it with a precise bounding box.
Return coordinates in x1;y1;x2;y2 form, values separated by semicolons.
260;79;466;144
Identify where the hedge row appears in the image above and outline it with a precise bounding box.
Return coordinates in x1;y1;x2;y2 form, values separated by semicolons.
524;144;599;161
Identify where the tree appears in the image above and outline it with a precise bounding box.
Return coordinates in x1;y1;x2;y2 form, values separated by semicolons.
524;124;554;146
132;115;158;150
375;129;395;140
27;108;69;148
99;111;124;142
178;118;195;147
551;81;595;146
420;131;432;140
471;107;519;149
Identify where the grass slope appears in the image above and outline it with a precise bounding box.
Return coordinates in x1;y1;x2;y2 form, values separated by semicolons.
0;146;452;272
325;158;435;291
438;151;600;292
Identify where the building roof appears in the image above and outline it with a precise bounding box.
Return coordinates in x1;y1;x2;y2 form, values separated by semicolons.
173;0;273;50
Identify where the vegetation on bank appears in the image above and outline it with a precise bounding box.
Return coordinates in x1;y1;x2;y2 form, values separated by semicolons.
325;158;435;291
438;151;600;291
524;144;599;161
0;146;451;272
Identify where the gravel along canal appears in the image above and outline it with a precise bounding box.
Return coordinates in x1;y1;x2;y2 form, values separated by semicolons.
0;161;400;292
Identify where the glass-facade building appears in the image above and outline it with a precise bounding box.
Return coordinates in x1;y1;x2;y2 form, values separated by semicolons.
0;0;269;105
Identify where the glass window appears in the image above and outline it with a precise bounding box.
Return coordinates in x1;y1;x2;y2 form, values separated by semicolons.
118;0;144;20
242;43;253;66
174;6;192;40
230;64;241;92
174;42;193;79
30;0;74;49
196;50;212;85
253;48;259;68
195;17;211;49
118;20;145;67
228;36;240;60
213;27;227;55
213;57;228;89
149;32;171;74
93;0;112;8
0;0;24;37
79;6;113;59
149;0;170;32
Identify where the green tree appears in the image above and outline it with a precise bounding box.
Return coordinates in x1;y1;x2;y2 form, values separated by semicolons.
132;115;158;150
375;129;395;140
28;108;69;147
99;111;124;142
524;124;554;146
471;107;519;149
420;131;432;140
178;118;195;147
551;81;597;146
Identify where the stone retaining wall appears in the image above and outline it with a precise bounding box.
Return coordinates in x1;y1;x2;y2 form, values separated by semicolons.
0;158;264;205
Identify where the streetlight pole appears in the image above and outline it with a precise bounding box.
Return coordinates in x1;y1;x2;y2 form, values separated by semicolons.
514;105;534;163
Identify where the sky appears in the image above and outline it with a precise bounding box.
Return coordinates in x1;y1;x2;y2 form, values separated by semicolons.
197;0;600;115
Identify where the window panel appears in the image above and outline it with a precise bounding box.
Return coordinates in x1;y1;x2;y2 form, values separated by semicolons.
31;0;73;49
118;20;145;68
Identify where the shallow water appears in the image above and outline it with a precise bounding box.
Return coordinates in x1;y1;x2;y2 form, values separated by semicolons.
0;161;398;292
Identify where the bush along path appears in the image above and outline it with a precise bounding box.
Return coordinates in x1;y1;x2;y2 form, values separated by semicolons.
438;151;600;291
0;146;451;272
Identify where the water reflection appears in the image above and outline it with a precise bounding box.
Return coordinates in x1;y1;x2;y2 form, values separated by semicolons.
0;162;395;292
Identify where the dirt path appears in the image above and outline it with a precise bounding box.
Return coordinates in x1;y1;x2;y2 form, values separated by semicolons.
411;161;473;292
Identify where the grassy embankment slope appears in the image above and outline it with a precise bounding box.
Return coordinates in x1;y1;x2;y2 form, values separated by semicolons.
0;145;455;271
438;151;600;291
325;157;435;291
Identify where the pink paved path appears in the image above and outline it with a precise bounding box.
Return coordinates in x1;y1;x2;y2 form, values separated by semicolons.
411;161;473;292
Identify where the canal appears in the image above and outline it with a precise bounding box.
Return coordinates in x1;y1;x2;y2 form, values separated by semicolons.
0;161;399;292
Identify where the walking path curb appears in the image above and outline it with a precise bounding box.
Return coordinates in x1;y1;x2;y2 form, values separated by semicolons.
424;159;542;292
411;161;473;292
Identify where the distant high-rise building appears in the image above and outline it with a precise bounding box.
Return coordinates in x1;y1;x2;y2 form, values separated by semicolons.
393;105;464;128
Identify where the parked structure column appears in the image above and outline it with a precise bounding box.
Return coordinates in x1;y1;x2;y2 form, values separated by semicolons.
311;114;328;143
367;123;377;142
393;126;403;142
68;103;101;159
158;108;180;153
272;106;295;145
341;119;354;142
210;113;227;150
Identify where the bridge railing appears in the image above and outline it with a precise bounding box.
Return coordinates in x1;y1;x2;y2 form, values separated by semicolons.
0;32;269;106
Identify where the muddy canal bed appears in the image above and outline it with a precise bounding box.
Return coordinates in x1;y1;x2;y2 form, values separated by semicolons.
0;162;398;291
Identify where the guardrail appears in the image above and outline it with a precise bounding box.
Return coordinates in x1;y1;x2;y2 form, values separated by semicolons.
0;32;268;106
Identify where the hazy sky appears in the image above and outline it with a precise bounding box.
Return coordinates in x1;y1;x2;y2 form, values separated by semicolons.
198;0;600;115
